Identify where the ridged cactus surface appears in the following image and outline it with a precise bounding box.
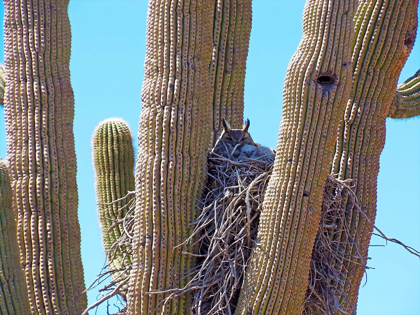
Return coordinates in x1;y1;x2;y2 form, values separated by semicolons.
92;118;135;288
0;159;31;314
127;0;215;313
3;1;86;313
210;0;252;139
235;0;357;314
0;65;6;105
390;68;420;119
325;0;419;311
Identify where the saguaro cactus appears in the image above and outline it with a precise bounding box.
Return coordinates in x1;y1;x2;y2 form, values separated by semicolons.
92;118;135;294
3;1;86;313
127;0;216;313
235;0;357;314
1;0;417;314
0;159;31;314
321;0;419;312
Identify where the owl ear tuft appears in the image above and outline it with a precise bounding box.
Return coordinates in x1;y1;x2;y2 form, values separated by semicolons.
222;118;231;132
243;119;250;132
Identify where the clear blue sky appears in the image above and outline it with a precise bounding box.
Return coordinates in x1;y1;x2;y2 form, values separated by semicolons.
0;1;419;314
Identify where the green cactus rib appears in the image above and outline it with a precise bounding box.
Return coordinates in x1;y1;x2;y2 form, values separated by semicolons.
92;118;134;285
321;1;419;312
389;69;420;118
127;0;215;314
0;159;31;314
3;1;86;314
210;0;252;141
235;1;357;314
0;66;6;105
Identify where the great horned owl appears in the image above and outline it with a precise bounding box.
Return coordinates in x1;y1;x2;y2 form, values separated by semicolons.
212;118;255;157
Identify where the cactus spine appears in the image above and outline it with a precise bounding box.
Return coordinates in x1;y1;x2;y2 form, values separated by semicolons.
127;0;216;313
235;1;357;314
92;118;135;293
0;159;31;314
3;1;86;313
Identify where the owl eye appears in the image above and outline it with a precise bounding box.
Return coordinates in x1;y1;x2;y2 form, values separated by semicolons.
241;136;247;140
226;136;233;140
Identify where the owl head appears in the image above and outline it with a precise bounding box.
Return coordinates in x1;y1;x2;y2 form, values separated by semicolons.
220;118;255;147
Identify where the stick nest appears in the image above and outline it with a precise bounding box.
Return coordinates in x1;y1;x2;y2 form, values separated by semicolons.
179;149;274;315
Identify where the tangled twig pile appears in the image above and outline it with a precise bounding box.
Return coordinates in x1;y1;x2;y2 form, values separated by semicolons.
180;150;274;315
303;175;420;315
303;176;361;315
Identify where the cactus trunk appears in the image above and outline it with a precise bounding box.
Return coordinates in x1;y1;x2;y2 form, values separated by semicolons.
127;0;215;313
235;1;357;314
210;0;252;138
0;159;31;314
3;0;86;313
323;0;419;312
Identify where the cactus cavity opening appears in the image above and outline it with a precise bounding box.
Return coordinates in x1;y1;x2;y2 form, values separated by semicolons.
316;74;336;85
404;31;415;48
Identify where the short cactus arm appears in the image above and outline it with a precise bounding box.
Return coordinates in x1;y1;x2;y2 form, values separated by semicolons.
389;69;420;118
3;1;86;313
211;0;252;138
235;0;357;314
127;0;215;314
0;159;31;314
92;118;135;293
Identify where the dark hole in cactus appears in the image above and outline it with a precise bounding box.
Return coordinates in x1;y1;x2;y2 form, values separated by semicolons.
404;31;414;48
316;74;336;85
